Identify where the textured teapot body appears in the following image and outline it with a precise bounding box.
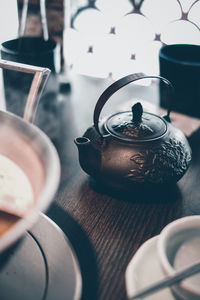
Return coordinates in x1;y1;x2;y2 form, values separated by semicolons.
77;121;191;189
75;73;192;190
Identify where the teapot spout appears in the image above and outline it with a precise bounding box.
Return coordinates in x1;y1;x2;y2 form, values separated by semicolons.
74;137;101;177
74;137;91;148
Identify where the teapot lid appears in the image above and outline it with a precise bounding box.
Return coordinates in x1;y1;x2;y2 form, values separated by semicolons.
104;102;167;142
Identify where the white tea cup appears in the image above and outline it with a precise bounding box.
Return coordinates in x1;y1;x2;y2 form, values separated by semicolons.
157;215;200;300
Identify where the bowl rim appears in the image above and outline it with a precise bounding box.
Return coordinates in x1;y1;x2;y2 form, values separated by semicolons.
159;44;200;67
1;37;57;56
157;215;200;296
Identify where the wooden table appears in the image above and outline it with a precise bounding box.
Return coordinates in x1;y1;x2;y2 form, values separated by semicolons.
42;72;200;300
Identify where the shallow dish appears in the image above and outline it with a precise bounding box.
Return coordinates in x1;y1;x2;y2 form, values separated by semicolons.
125;235;175;300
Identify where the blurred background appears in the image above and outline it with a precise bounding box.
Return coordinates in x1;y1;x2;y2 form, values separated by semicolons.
1;0;199;80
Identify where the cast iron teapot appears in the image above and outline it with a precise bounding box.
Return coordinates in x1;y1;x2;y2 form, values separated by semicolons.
75;73;192;190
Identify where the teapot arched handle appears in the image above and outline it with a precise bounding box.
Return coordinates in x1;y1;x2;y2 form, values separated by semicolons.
93;73;174;137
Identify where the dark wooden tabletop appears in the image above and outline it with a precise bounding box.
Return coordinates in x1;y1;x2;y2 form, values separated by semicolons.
40;72;200;300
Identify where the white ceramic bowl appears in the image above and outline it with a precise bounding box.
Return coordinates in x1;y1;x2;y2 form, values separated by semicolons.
157;215;200;300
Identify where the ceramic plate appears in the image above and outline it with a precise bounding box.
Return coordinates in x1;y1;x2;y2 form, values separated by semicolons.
0;213;82;300
125;235;175;300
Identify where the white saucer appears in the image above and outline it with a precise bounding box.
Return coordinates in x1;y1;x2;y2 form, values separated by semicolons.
125;235;175;300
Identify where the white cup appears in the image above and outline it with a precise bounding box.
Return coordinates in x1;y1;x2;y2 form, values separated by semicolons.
157;215;200;300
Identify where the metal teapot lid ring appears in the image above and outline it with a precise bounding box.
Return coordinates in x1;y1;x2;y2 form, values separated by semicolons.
93;73;174;137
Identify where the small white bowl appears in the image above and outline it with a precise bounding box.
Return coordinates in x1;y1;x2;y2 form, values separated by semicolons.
157;215;200;300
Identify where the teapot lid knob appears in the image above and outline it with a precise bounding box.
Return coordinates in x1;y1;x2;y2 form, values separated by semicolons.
132;102;143;125
104;101;168;142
